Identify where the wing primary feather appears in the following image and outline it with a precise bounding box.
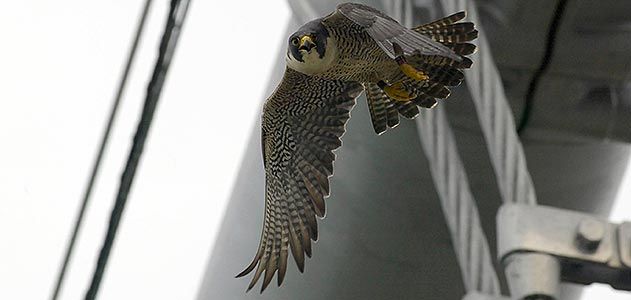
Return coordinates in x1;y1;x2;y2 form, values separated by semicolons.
305;208;318;240
277;238;288;286
287;220;304;272
246;223;274;291
273;191;291;285
260;206;283;292
236;247;261;278
299;220;312;258
260;249;277;293
297;160;330;197
248;244;269;290
242;67;361;291
302;175;325;217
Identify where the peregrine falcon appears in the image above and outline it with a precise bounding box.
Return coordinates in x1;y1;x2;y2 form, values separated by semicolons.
236;3;477;292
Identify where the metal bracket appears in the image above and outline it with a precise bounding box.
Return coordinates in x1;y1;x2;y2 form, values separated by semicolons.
497;203;631;299
619;221;631;268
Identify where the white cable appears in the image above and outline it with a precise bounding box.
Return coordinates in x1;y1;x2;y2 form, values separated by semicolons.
385;0;503;295
440;0;537;206
417;107;502;294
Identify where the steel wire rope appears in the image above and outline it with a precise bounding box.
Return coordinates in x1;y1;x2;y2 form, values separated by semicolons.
384;0;503;294
440;0;538;206
50;1;153;299
84;1;191;298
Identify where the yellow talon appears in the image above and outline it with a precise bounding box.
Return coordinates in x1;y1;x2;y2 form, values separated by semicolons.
400;63;429;81
392;42;429;82
382;81;417;102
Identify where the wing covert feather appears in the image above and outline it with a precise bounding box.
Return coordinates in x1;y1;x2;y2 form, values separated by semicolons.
336;3;461;61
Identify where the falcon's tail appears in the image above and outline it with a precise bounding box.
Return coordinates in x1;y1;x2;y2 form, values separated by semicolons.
412;11;478;52
365;82;419;134
366;11;478;135
410;10;478;88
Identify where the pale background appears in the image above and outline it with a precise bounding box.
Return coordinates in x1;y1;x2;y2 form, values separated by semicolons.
0;1;628;299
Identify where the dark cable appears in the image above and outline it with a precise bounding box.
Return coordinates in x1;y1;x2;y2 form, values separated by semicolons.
50;1;153;299
516;0;569;134
84;0;191;299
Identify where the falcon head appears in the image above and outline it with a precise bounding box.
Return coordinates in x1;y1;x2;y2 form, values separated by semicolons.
286;19;337;75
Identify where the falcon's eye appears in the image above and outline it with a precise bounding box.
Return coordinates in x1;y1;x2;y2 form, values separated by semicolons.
291;37;300;46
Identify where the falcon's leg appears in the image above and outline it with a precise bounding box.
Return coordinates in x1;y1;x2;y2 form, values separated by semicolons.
377;80;417;102
393;43;429;82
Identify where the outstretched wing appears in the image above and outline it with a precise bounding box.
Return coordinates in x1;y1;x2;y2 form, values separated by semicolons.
237;67;363;292
336;2;461;61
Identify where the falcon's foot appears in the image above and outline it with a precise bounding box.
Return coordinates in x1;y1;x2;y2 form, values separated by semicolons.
393;43;429;82
400;63;429;81
378;80;417;102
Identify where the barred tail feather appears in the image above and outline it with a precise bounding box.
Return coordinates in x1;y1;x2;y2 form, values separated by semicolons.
415;11;466;30
368;11;478;135
406;11;477;112
365;83;418;134
444;42;476;56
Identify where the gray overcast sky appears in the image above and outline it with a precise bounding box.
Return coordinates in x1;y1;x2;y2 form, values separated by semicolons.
0;1;629;299
0;1;289;299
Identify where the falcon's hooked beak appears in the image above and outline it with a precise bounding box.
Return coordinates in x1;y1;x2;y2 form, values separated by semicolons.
298;35;316;52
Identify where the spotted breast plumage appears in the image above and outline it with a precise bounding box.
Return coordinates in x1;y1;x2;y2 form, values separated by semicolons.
236;2;478;292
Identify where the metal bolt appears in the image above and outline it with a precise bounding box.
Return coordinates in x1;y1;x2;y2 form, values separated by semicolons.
576;219;605;253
